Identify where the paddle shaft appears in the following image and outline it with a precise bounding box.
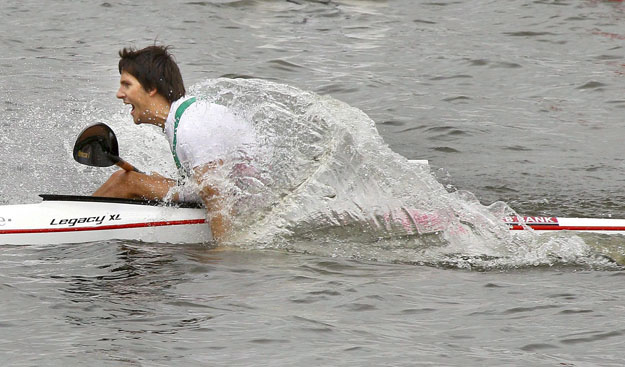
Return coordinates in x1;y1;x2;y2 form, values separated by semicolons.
110;154;141;173
116;160;140;173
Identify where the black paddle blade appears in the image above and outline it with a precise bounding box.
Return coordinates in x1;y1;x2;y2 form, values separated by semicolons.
73;123;120;167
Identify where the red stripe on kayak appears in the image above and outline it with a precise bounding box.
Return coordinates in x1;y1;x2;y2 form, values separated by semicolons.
509;225;625;232
0;219;207;235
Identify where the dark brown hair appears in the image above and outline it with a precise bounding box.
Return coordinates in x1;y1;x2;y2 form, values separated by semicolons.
118;45;185;103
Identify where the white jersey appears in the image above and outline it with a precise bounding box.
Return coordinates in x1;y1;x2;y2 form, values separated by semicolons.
163;96;257;175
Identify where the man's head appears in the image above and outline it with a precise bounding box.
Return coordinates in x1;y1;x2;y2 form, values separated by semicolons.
117;45;185;126
118;45;185;103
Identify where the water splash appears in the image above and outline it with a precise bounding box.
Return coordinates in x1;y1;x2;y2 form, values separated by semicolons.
183;78;616;269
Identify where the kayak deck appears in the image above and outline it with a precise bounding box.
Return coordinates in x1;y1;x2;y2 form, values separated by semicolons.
37;194;204;208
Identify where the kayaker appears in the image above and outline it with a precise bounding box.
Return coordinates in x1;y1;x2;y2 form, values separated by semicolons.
93;45;258;241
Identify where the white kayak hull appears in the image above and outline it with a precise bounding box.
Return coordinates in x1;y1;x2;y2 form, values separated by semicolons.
2;195;625;246
0;195;212;245
505;216;625;235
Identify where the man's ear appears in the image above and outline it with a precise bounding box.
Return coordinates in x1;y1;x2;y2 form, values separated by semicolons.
148;88;158;97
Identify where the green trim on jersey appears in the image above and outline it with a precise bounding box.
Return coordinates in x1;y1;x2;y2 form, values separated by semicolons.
172;97;197;173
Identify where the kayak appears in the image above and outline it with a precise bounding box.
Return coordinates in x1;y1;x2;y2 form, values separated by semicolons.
0;195;211;245
1;194;625;246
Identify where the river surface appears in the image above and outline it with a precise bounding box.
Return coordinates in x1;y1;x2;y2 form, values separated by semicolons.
2;0;625;365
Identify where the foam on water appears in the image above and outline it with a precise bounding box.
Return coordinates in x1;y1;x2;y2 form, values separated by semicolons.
188;78;614;269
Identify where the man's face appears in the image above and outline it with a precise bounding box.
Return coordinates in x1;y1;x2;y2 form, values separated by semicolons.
116;71;155;124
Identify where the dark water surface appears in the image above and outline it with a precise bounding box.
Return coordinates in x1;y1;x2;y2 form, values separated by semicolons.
2;0;625;365
3;243;625;366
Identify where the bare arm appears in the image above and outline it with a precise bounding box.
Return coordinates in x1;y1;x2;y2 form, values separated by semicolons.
193;161;229;241
94;163;230;241
93;170;177;201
